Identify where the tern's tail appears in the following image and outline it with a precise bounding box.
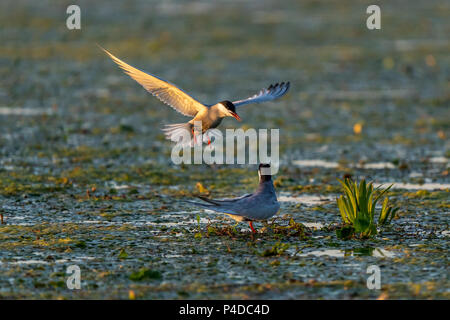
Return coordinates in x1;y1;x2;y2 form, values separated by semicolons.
162;122;203;147
162;123;193;142
162;122;210;147
197;196;222;205
184;199;215;209
185;198;246;222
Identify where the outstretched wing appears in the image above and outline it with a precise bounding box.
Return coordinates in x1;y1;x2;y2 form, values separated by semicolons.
233;82;290;107
100;46;207;117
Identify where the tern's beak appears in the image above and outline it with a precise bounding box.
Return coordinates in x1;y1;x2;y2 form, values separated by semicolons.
230;112;241;121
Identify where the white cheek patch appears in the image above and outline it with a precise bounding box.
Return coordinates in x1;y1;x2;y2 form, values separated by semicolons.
218;103;230;116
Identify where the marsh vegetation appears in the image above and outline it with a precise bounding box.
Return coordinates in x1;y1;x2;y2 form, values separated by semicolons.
0;0;448;299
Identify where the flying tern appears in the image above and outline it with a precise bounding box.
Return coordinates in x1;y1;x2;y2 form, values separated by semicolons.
99;46;290;144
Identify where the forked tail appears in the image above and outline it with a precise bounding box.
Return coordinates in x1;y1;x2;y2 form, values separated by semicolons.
162;122;193;144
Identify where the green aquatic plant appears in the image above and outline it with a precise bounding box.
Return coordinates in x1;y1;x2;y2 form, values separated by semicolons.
264;217;309;239
336;178;399;239
129;268;162;281
259;241;290;257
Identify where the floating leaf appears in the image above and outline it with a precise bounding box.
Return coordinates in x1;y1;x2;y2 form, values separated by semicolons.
129;268;162;281
194;232;202;239
118;248;128;259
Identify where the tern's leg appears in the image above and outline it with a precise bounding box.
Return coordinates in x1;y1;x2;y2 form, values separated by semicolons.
203;131;211;146
249;221;256;233
192;129;197;144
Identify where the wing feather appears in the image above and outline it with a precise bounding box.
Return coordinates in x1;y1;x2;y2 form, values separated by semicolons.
233;82;290;107
100;46;206;117
197;194;253;205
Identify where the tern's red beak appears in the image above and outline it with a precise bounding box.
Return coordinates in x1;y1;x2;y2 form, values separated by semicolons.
230;112;241;121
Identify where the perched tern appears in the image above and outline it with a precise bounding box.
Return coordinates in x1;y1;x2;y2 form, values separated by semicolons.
187;164;280;233
99;46;290;144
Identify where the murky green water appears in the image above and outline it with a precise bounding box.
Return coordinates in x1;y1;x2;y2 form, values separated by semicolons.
0;0;448;299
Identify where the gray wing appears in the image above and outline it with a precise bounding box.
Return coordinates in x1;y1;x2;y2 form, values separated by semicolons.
100;46;207;117
197;194;257;216
186;194;253;216
189;193;278;220
197;194;252;205
232;82;290;107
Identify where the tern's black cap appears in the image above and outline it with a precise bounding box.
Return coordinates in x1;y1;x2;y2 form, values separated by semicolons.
219;100;236;113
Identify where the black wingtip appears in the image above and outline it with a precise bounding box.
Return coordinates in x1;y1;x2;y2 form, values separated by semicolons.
197;196;219;205
268;81;290;92
285;81;290;92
